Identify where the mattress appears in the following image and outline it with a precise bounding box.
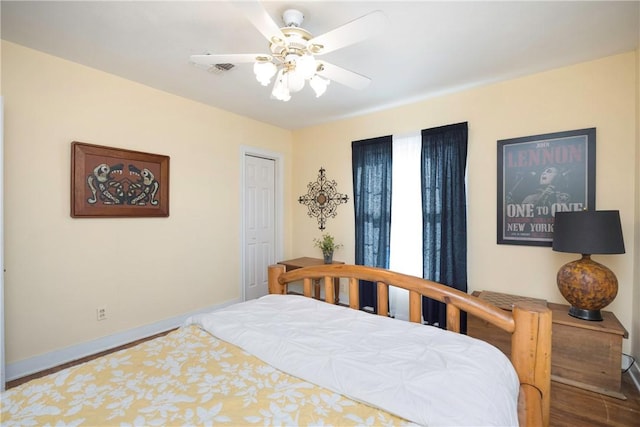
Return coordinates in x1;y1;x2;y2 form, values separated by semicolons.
187;294;520;426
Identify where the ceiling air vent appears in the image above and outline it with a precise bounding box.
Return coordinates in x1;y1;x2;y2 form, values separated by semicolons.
208;63;235;74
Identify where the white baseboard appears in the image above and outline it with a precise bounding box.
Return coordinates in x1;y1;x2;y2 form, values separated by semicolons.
627;357;640;394
5;298;241;382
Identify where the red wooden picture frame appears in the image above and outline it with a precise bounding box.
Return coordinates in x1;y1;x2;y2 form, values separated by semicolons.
71;142;170;218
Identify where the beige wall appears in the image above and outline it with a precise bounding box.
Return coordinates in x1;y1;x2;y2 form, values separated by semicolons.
1;41;293;364
292;51;638;354
2;40;639;365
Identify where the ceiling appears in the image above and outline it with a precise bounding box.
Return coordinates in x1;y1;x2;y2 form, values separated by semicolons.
1;1;638;130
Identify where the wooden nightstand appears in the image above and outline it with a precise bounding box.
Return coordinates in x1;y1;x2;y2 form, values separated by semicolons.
468;291;628;400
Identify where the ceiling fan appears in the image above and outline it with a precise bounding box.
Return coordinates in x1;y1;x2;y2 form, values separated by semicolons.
190;1;387;101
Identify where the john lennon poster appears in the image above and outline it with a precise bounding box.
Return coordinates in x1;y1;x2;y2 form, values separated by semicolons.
497;128;595;246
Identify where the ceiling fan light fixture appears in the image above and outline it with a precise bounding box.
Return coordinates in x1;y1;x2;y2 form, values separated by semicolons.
287;70;305;93
253;59;277;86
309;75;330;98
192;5;382;101
280;54;305;93
271;69;291;102
296;53;317;80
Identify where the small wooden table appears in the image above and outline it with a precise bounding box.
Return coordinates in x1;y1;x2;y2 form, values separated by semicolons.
277;257;344;304
548;301;628;399
467;290;629;399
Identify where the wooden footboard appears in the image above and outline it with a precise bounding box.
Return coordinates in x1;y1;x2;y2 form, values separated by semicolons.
268;263;551;427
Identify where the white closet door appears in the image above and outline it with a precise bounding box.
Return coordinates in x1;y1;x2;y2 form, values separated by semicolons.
243;154;276;301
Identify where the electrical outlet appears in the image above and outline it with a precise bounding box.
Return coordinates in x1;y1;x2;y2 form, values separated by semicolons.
96;306;107;321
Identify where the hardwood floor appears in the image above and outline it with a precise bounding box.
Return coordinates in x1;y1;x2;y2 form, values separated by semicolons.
550;371;640;427
6;331;640;426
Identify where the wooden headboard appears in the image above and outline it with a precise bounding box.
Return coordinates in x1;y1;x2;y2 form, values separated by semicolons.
268;263;552;427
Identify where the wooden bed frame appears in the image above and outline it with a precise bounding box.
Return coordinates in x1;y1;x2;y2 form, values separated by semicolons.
268;263;552;427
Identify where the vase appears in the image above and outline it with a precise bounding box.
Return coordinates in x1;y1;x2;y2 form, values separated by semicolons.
323;252;333;264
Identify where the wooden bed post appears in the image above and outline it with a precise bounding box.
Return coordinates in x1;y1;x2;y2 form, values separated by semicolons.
268;264;286;295
409;291;421;323
511;301;552;427
324;276;335;304
348;277;359;310
376;282;389;316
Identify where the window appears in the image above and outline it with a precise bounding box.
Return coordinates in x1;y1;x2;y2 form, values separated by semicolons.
352;123;468;328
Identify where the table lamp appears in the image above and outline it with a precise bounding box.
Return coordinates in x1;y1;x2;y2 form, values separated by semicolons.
552;210;625;321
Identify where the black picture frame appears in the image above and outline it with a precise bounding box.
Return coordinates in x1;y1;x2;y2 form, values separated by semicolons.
497;128;595;246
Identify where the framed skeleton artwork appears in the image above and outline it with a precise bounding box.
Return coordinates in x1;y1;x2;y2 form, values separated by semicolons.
71;142;170;218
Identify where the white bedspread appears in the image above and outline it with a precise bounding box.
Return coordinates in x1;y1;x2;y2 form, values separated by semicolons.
186;294;519;426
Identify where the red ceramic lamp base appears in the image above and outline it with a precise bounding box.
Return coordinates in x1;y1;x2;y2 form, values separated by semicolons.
556;254;618;321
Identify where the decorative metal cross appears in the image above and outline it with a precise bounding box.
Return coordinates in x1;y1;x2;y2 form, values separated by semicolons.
298;167;349;230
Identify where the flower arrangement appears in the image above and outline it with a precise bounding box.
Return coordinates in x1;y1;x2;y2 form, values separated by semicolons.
313;233;342;263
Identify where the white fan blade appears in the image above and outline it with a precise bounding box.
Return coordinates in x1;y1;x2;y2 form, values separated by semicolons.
316;60;371;90
308;10;387;55
233;0;286;44
190;53;266;65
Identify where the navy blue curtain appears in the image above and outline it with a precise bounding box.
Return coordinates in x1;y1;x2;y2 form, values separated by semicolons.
352;136;393;311
421;123;468;329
